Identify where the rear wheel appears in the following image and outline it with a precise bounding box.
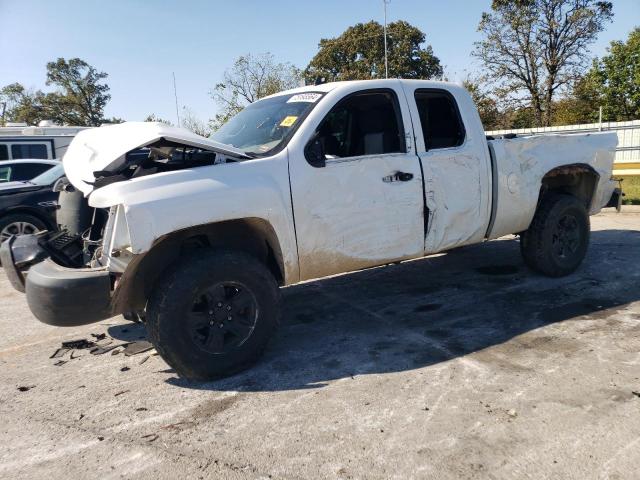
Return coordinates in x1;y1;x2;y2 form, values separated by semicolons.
520;193;590;277
0;214;47;243
146;249;281;380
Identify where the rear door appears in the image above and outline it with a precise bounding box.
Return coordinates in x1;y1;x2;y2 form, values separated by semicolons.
402;86;491;253
288;85;425;281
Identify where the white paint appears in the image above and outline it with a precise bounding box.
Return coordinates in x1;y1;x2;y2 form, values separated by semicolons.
58;79;618;289
488;132;618;239
63;122;249;195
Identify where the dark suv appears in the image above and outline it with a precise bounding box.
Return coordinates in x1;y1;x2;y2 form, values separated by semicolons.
0;164;64;242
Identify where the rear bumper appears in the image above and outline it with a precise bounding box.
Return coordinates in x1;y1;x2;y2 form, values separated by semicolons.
1;234;114;326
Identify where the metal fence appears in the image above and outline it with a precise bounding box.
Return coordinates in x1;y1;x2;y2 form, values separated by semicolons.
487;119;640;176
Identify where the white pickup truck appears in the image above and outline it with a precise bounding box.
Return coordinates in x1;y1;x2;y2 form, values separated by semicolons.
1;79;620;380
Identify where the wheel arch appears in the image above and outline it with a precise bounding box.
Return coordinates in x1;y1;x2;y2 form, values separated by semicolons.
538;163;600;211
112;217;286;313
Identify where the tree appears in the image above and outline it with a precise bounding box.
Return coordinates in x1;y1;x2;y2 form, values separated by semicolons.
474;0;613;127
590;27;640;121
462;76;501;129
210;53;301;130
1;58;112;126
0;83;45;125
44;58;111;126
181;107;211;137
306;20;442;82
144;113;173;125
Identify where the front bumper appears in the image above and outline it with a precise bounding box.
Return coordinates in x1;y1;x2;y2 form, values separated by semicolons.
1;235;114;326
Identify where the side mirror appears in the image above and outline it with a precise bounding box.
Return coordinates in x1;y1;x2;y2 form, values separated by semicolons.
304;135;326;168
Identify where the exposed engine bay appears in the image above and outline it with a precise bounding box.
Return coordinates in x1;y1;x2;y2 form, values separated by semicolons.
44;143;239;269
92;141;240;190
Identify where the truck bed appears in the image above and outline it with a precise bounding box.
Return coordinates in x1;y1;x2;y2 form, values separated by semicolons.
486;132;618;239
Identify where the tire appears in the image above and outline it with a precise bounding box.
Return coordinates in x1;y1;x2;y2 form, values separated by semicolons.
0;213;48;244
520;193;590;277
146;249;281;380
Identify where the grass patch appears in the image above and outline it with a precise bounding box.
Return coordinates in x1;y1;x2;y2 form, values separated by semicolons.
619;176;640;205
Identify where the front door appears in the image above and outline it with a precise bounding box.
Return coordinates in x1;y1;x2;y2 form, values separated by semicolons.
288;86;425;281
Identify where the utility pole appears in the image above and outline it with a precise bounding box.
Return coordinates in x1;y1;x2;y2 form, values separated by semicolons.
383;0;390;79
172;72;181;127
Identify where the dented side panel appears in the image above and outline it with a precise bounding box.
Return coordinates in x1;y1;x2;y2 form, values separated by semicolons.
487;133;618;239
88;152;300;284
401;81;493;254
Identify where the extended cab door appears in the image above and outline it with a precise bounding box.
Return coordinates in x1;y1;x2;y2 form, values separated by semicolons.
288;85;425;281
402;85;492;253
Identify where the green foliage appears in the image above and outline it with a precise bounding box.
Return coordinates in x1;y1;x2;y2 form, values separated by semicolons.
210;53;301;131
591;28;640;121
0;58;111;126
144;113;173;125
620;176;640;205
305;20;442;82
474;0;613;127
462;77;500;129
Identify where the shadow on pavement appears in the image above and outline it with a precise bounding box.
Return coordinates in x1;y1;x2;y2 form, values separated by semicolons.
110;229;640;392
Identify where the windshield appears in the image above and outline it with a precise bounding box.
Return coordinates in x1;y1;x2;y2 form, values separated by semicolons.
30;164;64;186
210;92;324;156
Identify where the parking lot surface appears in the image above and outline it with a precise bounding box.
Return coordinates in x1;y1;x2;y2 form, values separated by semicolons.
1;210;639;480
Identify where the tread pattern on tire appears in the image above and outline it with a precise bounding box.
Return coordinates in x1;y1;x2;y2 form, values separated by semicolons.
520;193;590;277
146;249;280;381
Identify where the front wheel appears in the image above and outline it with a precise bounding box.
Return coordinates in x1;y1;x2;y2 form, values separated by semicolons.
146;249;281;380
520;193;590;277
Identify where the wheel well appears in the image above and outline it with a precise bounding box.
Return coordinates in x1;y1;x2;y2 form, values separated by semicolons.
1;207;55;230
539;164;599;209
112;218;285;313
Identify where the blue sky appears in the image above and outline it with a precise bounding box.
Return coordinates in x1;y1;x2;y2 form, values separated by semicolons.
1;0;638;124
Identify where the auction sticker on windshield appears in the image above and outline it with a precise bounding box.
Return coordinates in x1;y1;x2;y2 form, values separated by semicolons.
279;116;298;127
287;93;322;103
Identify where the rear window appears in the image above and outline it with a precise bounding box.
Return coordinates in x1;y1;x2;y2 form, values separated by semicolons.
0;145;8;160
11;143;48;159
414;90;465;150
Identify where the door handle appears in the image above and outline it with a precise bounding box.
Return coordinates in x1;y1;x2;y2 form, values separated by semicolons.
382;171;414;183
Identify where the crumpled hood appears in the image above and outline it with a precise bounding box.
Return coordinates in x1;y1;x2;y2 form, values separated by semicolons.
63;122;249;194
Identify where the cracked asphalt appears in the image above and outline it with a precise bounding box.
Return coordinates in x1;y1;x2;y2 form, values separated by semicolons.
1;209;639;480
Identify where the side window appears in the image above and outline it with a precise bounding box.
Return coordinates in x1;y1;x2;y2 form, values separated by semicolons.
11;163;52;181
315;90;404;159
0;144;8;160
0;166;11;182
414;90;465;150
11;143;49;159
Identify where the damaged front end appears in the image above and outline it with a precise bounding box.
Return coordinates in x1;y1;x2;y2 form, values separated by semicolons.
1;122;250;326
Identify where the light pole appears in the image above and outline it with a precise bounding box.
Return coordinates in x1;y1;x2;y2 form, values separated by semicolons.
383;0;390;79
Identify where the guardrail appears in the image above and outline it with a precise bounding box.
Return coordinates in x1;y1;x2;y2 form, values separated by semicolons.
487;119;640;176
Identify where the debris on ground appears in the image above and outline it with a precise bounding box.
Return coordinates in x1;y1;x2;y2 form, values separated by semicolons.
507;409;518;418
120;366;130;372
61;339;95;350
135;407;148;411
114;390;129;397
91;333;107;341
139;355;150;365
141;434;159;442
50;348;68;359
632;391;640;398
90;344;121;355
123;341;154;356
54;360;68;366
17;385;35;392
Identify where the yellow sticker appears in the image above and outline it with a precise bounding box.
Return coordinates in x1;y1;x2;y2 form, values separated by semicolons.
279;115;298;127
